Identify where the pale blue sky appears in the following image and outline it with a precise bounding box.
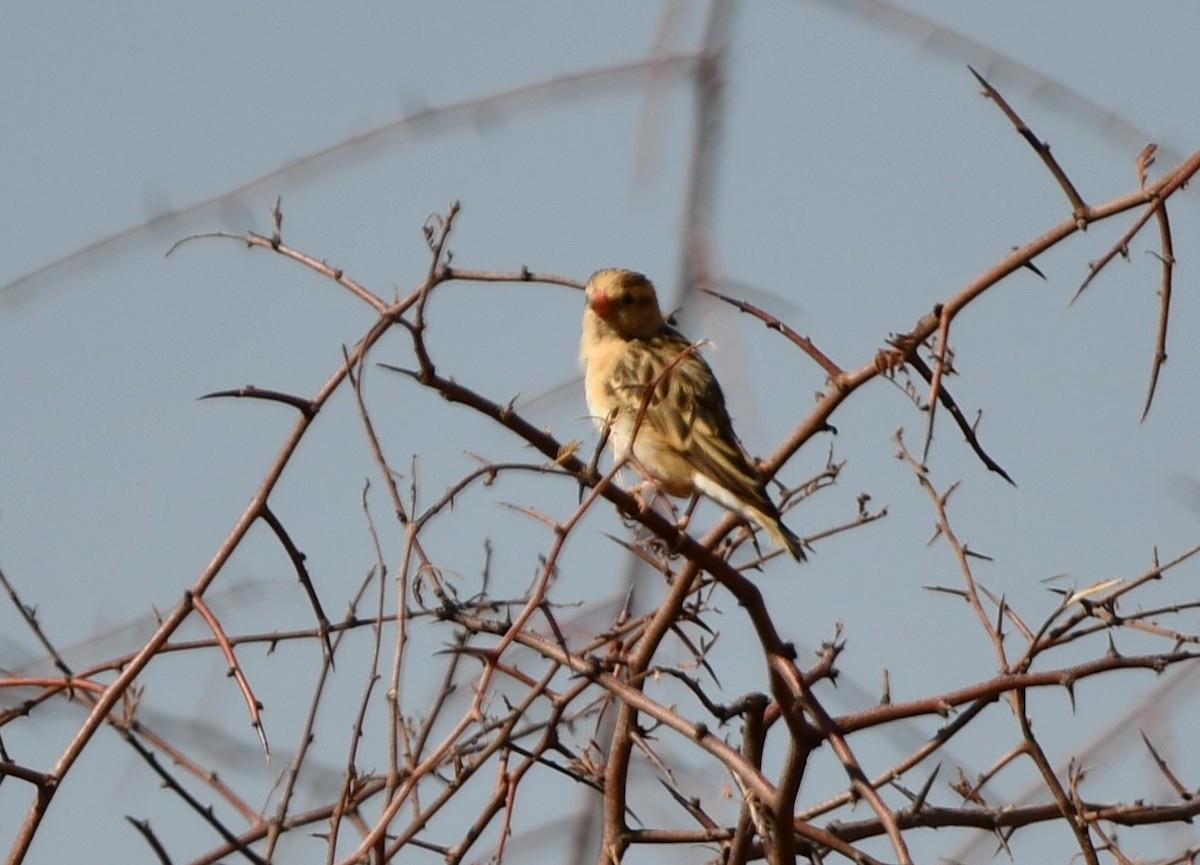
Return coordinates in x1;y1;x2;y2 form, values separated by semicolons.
3;3;1200;863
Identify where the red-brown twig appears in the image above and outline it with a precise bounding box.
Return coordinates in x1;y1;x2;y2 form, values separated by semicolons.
969;65;1089;221
190;593;268;757
1142;202;1174;419
700;286;844;379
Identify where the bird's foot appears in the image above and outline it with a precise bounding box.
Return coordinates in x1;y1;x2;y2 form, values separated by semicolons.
627;479;657;515
675;494;699;535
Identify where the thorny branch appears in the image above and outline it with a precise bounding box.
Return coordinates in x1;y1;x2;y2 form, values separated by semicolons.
6;71;1200;865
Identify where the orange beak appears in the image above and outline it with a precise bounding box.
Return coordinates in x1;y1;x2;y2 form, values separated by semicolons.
588;292;614;319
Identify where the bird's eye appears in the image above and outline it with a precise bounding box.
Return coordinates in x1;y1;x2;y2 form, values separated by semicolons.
619;294;634;306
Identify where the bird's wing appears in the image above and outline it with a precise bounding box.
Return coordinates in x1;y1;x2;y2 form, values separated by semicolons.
612;330;776;513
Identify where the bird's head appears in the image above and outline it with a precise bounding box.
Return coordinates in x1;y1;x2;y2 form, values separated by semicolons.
584;268;665;340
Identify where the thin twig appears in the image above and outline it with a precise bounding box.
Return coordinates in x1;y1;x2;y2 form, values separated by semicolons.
190;593;268;757
1142;201;1174;419
969;65;1088;221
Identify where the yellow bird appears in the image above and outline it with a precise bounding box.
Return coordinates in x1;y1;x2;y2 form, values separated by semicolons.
579;268;804;561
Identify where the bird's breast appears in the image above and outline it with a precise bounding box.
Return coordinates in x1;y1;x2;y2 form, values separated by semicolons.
580;327;628;422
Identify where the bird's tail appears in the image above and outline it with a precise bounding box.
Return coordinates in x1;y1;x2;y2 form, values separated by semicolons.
745;505;805;562
767;519;806;562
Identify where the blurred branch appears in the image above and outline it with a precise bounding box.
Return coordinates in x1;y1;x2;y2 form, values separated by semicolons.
4;55;701;300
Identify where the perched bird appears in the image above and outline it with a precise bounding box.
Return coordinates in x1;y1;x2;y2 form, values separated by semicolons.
579;268;804;560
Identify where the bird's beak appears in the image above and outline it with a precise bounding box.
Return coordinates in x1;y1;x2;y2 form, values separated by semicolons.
587;293;613;319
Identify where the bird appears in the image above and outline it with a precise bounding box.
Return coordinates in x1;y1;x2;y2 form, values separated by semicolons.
579;268;804;561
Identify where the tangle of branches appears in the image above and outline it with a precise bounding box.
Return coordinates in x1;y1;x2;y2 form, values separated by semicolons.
4;71;1200;865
